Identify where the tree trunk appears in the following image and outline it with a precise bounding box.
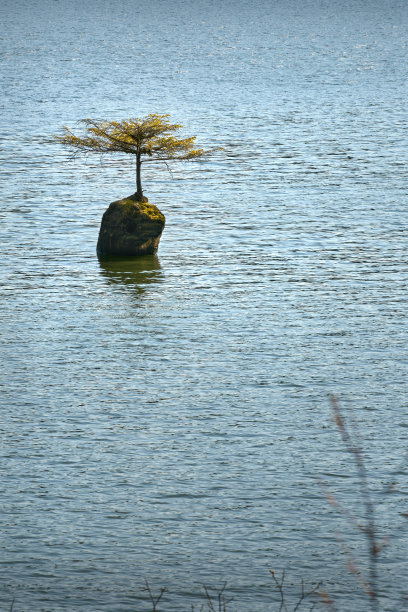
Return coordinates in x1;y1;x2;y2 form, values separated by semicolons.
135;153;144;200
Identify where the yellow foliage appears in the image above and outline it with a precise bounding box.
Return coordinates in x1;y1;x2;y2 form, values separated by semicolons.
54;114;217;161
53;113;223;197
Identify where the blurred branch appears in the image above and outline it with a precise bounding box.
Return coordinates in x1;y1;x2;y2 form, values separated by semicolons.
269;570;322;612
329;395;379;612
144;580;166;612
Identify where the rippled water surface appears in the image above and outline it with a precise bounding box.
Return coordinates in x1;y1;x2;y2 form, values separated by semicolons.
1;0;407;610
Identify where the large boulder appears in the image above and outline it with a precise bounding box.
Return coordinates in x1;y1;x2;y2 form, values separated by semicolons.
97;195;165;257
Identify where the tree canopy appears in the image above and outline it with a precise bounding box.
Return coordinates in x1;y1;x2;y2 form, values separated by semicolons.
54;113;220;200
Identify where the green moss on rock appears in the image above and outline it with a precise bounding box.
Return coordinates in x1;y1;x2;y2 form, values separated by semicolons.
97;195;166;257
120;198;165;224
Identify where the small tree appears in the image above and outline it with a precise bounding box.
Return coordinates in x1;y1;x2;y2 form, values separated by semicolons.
54;114;219;200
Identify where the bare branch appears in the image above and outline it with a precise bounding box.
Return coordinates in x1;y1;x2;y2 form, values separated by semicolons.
144;580;166;612
329;395;379;612
293;578;322;612
270;570;289;612
202;584;232;612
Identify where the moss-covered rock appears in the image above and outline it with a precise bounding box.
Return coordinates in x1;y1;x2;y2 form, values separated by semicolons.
97;195;165;257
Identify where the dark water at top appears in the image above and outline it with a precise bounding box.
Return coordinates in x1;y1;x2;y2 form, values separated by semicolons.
1;0;407;610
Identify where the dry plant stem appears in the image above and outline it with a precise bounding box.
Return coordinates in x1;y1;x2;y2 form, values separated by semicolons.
269;570;321;612
293;578;322;611
270;570;289;612
203;583;231;612
330;395;379;612
9;599;15;612
144;580;165;612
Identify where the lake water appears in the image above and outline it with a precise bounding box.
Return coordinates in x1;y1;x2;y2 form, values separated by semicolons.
1;0;407;610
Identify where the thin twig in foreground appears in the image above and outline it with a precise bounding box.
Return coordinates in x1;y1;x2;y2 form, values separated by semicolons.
330;395;379;612
203;583;232;612
144;579;166;612
270;570;289;612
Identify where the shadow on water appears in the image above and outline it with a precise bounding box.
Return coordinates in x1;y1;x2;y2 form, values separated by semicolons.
98;255;163;296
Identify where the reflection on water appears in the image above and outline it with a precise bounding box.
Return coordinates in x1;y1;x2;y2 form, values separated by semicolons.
98;255;162;295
